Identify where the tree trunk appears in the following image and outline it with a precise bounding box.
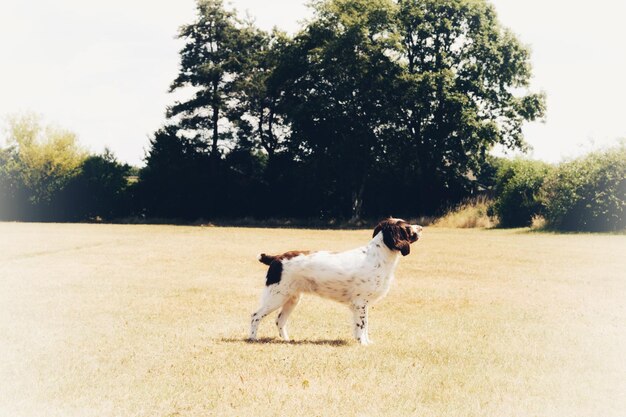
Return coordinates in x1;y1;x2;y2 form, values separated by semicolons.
208;80;220;216
211;80;220;164
350;176;366;222
267;105;276;161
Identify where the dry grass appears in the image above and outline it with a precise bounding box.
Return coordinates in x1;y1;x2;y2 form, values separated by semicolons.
0;222;625;417
434;196;496;229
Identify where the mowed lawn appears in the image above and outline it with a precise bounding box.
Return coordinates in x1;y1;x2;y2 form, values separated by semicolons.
0;223;624;417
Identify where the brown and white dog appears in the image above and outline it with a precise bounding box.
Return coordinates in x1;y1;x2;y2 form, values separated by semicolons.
249;218;422;344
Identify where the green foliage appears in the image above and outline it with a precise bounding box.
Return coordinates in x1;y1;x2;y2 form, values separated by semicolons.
2;0;551;223
541;147;626;232
395;0;546;182
489;159;552;228
0;114;135;221
0;147;22;220
168;0;255;160
6;113;86;204
136;126;213;219
159;0;545;220
274;0;544;218
0;114;87;220
60;149;132;220
231;28;291;159
276;0;401;219
137;126;270;219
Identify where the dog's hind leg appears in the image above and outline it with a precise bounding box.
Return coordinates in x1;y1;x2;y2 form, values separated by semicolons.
276;294;301;341
249;285;290;341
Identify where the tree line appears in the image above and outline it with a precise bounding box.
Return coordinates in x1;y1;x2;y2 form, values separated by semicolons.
141;0;544;221
2;0;622;230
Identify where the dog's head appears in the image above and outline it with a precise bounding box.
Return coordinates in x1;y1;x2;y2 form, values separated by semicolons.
372;217;422;256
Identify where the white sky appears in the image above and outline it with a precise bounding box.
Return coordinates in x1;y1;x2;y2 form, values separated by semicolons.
0;0;624;166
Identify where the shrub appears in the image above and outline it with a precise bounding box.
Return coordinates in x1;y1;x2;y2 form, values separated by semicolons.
0;114;87;220
489;159;553;228
541;146;626;232
57;150;132;221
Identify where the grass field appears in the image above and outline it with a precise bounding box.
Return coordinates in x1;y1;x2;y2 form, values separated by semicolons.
0;222;625;417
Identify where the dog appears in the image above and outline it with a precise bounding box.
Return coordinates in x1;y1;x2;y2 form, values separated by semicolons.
249;218;422;345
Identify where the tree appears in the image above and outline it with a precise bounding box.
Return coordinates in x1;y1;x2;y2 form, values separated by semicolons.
0;113;86;220
276;0;402;220
395;0;545;203
168;0;250;164
272;0;544;220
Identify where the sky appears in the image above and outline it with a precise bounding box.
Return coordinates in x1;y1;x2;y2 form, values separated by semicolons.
0;0;624;166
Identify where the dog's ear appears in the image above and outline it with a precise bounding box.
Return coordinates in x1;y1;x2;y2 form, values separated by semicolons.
386;226;410;256
397;240;410;256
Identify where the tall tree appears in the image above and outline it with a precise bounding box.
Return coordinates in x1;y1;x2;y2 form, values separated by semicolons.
168;0;247;163
273;0;545;219
277;0;401;220
395;0;545;199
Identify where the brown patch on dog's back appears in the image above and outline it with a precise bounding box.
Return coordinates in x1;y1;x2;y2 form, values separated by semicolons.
277;250;311;261
259;250;312;266
262;250;312;286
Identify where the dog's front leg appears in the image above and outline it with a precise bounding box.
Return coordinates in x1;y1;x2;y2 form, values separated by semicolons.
351;302;370;345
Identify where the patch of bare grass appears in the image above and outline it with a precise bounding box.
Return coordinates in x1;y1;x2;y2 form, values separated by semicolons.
433;195;497;228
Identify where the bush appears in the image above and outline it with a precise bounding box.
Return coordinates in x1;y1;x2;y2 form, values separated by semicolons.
541;146;626;232
489;159;553;228
57;150;132;221
0;114;87;221
0;147;24;220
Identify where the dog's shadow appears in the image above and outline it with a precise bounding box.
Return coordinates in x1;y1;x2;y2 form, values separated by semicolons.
219;337;350;347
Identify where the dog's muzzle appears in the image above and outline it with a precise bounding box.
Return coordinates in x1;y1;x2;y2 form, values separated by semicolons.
410;225;423;242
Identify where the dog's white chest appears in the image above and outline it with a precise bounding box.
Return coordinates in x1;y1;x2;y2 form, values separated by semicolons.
356;255;398;301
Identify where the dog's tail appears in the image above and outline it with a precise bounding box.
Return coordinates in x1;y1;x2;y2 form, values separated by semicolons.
257;253;277;265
